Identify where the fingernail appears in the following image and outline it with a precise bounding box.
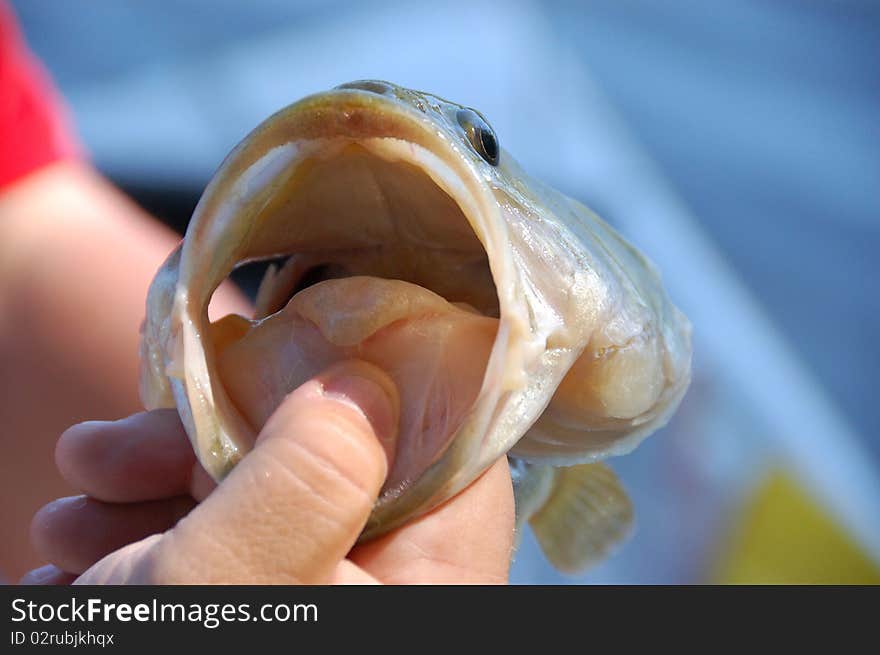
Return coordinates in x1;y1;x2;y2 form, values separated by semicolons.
320;360;400;460
33;495;87;528
20;564;65;585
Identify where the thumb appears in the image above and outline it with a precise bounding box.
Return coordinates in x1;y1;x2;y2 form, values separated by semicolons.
77;359;399;584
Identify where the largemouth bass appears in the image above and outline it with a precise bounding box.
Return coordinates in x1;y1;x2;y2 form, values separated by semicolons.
140;80;692;573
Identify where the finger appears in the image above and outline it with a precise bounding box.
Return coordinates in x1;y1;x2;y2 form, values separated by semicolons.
331;560;381;585
56;410;215;502
85;359;400;584
351;457;515;584
19;564;77;586
74;535;163;585
31;494;194;574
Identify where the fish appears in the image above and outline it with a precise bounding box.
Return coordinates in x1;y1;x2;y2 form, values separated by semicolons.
139;80;692;574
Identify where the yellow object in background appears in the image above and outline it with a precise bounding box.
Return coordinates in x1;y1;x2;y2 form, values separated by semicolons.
713;468;880;584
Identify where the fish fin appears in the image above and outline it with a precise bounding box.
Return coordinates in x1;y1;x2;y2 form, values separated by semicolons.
510;459;555;543
527;462;634;574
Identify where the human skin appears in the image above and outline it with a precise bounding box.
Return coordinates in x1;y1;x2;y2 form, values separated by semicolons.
1;161;514;583
0;161;226;580
25;360;515;584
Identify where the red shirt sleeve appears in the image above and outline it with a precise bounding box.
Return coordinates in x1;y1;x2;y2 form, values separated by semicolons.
0;1;82;189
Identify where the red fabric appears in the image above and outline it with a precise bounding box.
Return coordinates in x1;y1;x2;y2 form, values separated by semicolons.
0;2;81;189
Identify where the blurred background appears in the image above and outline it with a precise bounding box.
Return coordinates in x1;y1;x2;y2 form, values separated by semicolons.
6;0;880;583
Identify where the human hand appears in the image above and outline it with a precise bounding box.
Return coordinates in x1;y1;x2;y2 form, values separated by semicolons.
22;360;515;584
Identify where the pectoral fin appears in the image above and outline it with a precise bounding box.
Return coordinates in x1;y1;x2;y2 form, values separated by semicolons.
513;460;634;574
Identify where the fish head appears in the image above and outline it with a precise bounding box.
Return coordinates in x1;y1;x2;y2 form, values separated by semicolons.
139;80;692;540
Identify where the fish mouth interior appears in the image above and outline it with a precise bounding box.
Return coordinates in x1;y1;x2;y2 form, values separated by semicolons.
209;139;500;492
241;140;499;318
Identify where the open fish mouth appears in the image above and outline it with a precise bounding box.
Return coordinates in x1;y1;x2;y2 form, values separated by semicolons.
140;81;692;553
203;135;507;497
141;86;522;524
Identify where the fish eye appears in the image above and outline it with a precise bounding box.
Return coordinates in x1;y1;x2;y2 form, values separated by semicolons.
336;80;395;96
456;108;500;166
